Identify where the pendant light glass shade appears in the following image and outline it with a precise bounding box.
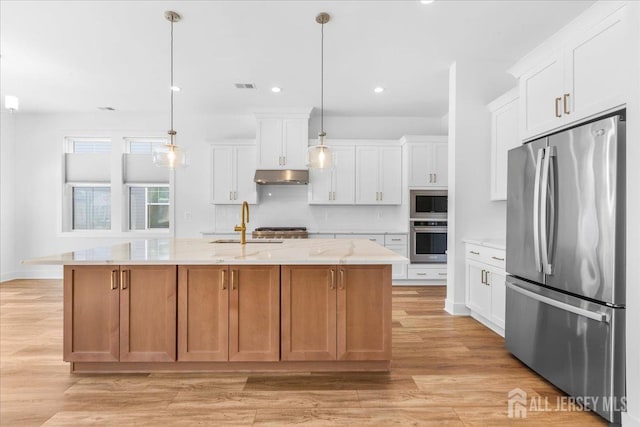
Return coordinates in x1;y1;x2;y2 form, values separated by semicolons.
308;12;331;169
153;10;188;169
308;133;332;169
153;133;188;169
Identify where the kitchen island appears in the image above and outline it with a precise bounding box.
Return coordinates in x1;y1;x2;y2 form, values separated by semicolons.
26;238;405;373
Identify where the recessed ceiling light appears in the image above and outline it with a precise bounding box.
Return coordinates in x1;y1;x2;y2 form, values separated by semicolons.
420;0;435;4
170;86;181;92
271;87;282;93
374;87;385;93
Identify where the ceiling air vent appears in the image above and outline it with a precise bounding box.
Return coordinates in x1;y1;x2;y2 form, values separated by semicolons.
234;83;256;89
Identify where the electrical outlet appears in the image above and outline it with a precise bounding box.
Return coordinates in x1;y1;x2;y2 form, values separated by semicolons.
184;211;192;221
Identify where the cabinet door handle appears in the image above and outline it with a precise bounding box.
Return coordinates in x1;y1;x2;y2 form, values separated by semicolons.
221;269;227;290
229;191;233;200
555;97;562;118
120;270;127;290
391;238;401;241
333;191;336;200
480;269;486;284
330;269;335;289
491;256;505;261
486;271;491;286
469;250;480;255
563;93;570;115
380;192;383;201
234;191;237;200
416;272;427;276
339;269;345;290
438;272;447;276
111;270;118;290
434;173;437;183
231;269;237;290
282;156;286;165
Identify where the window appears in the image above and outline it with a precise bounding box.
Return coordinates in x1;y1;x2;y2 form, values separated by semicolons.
62;135;172;234
124;137;171;232
129;186;170;230
64;137;112;232
72;187;111;230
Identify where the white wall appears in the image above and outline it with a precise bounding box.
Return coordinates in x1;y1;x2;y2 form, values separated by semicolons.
1;112;17;281
445;60;515;314
1;111;439;280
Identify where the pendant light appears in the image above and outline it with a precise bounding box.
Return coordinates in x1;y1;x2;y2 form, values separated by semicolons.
153;11;188;169
308;12;332;169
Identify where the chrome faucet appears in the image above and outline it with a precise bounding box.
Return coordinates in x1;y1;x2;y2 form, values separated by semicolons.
234;201;250;244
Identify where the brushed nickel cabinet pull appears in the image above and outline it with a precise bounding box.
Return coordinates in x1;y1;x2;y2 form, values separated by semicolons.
434;173;437;183
438;272;447;276
330;269;335;289
234;191;237;200
333;191;336;200
380;192;383;200
221;269;227;290
120;270;127;290
229;191;232;200
416;273;427;276
555;97;562;118
469;251;480;255
480;269;486;284
491;256;505;261
486;271;491;286
282;156;286;165
563;93;570;115
111;270;118;290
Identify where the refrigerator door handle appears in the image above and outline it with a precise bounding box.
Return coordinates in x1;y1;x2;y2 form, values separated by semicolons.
540;146;555;275
506;282;609;323
533;147;544;273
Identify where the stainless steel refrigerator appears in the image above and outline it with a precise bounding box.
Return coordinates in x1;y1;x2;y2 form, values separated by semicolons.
505;112;626;424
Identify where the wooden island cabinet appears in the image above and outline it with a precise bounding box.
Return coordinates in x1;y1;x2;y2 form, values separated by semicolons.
281;265;391;361
43;238;403;373
63;265;176;363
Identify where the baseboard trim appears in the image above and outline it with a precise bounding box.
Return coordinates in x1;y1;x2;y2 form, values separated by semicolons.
1;269;63;282
393;281;446;286
444;299;470;316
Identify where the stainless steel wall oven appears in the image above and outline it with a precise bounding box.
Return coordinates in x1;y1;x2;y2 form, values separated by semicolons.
410;220;447;263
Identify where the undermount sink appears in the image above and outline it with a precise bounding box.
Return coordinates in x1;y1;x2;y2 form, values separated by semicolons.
210;239;283;244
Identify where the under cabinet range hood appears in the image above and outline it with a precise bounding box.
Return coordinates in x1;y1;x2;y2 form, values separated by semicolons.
254;169;309;185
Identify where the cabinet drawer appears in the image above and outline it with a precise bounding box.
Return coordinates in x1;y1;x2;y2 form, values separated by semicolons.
407;266;447;280
335;234;384;245
465;244;505;269
384;234;407;246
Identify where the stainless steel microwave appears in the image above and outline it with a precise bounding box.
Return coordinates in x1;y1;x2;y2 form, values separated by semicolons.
410;190;448;220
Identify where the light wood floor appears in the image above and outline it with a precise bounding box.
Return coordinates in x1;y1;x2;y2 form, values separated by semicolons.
1;280;606;426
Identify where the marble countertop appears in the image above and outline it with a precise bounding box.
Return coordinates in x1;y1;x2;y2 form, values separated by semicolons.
201;231;409;235
462;238;506;251
24;238;408;266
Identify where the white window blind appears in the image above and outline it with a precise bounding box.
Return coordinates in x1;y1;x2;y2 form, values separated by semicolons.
123;139;169;184
72;186;111;230
65;138;111;183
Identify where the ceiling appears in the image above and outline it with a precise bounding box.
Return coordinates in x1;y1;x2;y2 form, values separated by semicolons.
0;0;595;117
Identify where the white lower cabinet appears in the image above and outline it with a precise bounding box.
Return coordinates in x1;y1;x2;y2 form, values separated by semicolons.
465;242;506;336
407;265;447;281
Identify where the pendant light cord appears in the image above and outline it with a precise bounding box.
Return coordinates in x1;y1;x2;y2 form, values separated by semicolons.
320;20;324;137
170;17;175;136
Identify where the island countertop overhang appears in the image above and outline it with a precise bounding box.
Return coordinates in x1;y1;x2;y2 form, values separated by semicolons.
24;238;409;266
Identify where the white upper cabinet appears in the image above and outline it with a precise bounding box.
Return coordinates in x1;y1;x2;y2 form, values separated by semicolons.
308;145;355;204
211;143;257;205
519;52;565;138
355;145;402;205
405;137;448;188
516;4;630;140
255;111;310;169
488;88;520;201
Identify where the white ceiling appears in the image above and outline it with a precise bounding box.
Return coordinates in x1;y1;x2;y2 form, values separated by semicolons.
1;0;595;117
